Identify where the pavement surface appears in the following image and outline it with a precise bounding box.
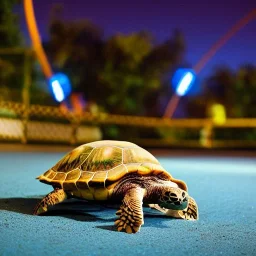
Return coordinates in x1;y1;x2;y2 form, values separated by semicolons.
0;145;256;256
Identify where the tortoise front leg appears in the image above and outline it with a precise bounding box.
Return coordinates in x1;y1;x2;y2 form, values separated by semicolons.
34;188;67;215
115;187;146;234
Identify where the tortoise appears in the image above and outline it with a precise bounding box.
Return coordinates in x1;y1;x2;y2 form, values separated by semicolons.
34;140;198;233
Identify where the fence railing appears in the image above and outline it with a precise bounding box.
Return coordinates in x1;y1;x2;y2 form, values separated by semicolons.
0;100;255;148
1;47;255;148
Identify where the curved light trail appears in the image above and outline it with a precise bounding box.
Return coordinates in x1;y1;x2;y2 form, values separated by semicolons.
23;0;53;78
163;8;256;118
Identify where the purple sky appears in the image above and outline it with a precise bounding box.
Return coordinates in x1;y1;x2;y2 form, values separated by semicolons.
17;1;256;79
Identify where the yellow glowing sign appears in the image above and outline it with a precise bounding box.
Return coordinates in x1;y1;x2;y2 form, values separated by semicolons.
210;104;226;125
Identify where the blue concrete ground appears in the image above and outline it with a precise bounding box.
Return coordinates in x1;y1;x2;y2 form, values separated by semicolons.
0;148;256;256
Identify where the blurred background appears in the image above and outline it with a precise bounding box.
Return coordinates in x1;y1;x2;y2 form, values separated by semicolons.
0;0;255;149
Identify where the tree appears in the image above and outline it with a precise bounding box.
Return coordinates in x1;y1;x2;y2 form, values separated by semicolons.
0;0;22;47
196;65;256;118
200;65;256;140
100;32;154;115
101;30;186;116
142;30;186;116
203;66;234;116
45;6;186;116
47;7;103;69
232;65;256;117
0;0;24;101
45;5;104;108
142;29;185;75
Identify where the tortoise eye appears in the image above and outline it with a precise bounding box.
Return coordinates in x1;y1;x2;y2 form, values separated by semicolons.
164;191;177;198
164;191;170;197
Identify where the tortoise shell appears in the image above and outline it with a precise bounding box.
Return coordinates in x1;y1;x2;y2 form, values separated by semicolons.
37;140;187;200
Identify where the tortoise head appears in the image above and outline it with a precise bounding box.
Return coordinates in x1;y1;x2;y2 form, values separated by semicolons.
158;187;188;210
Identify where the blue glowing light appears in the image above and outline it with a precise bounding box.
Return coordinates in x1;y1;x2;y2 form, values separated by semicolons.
48;73;72;102
172;68;196;96
51;80;65;102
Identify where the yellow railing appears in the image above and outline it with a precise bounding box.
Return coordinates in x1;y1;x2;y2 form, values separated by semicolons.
0;100;255;148
1;47;256;148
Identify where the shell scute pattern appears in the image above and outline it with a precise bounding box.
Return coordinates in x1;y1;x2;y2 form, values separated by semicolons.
53;145;94;173
123;148;159;165
89;171;108;187
80;146;122;172
53;172;66;181
125;163;151;175
35;141;198;233
38;141;167;199
63;181;77;191
47;170;56;180
107;165;128;181
76;171;93;190
66;169;81;180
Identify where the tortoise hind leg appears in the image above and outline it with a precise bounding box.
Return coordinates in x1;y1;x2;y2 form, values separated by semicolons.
34;188;67;215
115;187;146;234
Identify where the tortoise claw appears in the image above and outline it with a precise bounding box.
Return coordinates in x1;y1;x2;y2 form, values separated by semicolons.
115;205;143;234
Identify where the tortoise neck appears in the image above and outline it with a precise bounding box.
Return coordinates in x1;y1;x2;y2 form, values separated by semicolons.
112;173;168;203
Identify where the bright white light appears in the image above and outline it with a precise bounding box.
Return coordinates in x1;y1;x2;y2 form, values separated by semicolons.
51;80;65;102
176;72;194;96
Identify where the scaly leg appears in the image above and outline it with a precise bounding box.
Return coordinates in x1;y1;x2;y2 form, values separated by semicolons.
115;187;146;234
34;188;67;215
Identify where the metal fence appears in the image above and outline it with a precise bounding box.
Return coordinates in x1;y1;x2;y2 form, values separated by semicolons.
1;47;256;148
0;100;255;148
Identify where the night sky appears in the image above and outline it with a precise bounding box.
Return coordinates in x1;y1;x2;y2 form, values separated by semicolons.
17;0;256;79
